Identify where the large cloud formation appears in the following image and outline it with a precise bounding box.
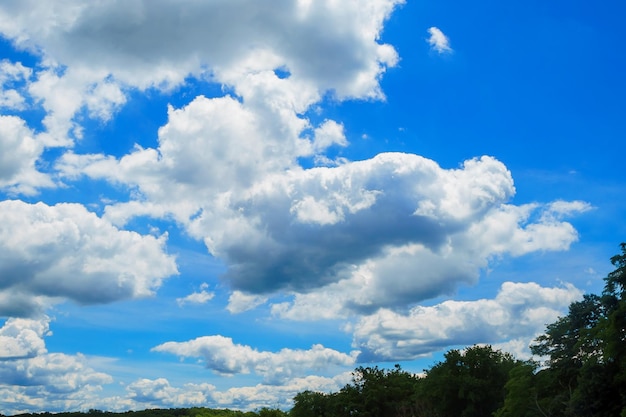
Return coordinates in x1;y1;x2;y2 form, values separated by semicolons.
352;281;583;361
0;0;401;148
153;336;357;384
59;98;589;309
0;200;178;316
0;0;596;412
0;317;113;413
0;0;588;313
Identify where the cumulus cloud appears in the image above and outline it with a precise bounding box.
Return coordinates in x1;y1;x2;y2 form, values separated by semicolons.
0;200;178;317
210;372;352;411
0;59;31;109
152;336;357;384
0;0;401;95
0;317;49;360
60;96;587;313
2;1;587;320
427;27;452;54
126;378;215;408
0;0;402;147
119;372;351;411
0;115;53;195
0;353;113;414
352;281;583;361
0;316;113;414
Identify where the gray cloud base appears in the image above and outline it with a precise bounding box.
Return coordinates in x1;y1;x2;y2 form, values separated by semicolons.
0;200;178;317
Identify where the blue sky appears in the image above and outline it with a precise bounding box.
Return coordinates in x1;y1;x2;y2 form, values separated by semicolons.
0;0;625;413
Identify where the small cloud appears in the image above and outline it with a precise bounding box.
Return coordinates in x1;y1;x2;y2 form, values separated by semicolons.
176;284;215;307
427;27;452;54
227;291;268;314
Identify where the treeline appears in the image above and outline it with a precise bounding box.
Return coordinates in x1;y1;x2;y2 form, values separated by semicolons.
5;407;287;417
5;244;625;417
291;243;626;417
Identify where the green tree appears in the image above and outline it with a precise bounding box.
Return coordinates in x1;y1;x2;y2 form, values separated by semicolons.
599;242;626;416
342;364;419;417
495;362;541;417
527;243;626;416
290;391;332;417
257;408;287;417
418;345;518;417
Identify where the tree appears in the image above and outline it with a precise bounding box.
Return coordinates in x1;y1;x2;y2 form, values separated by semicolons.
494;362;544;417
600;242;626;416
341;365;419;417
257;408;287;417
418;345;518;417
290;391;331;417
527;243;626;416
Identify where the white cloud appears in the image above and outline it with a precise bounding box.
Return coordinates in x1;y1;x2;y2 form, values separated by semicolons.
152;336;357;384
0;317;49;360
227;291;268;314
0;115;53;195
0;200;178;316
210;372;352;411
0;352;113;414
427;27;452;54
126;378;215;408
61;103;587;313
0;0;402;148
352;281;583;361
0;316;114;414
0;59;31;110
116;372;351;411
4;2;583;321
0;0;403;94
310;120;348;153
176;284;215;307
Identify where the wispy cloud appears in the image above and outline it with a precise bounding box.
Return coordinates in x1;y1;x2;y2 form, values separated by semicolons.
176;283;214;307
427;26;452;54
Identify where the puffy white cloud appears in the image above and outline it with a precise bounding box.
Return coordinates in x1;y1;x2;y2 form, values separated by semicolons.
0;115;52;195
0;200;178;316
211;372;352;411
352;281;583;361
0;316;116;414
126;378;215;408
0;352;112;393
427;27;452;54
5;1;585;319
0;59;31;109
0;0;402;97
152;336;357;384
0;0;402;147
0;352;113;414
61;99;587;312
0;317;48;360
118;372;351;411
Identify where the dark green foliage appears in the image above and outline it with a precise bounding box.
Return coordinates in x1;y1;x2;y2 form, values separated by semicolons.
494;362;542;417
418;345;519;417
290;365;420;417
257;408;287;417
290;391;331;417
524;242;626;416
